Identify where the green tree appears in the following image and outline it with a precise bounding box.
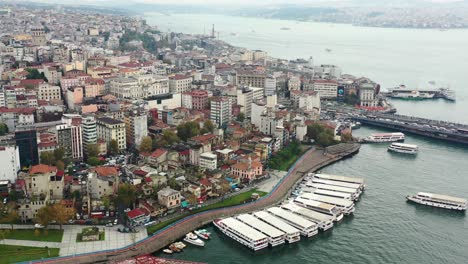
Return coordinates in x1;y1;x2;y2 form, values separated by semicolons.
87;157;102;166
0;123;8;135
108;140;119;155
0;203;19;229
53;148;65;163
177;121;200;141
102;195;111;210
341;133;353;143
51;203;75;230
139;136;153;153
40;151;55;165
237;112;245;122
306;123;325;140
36;205;54;230
55;160;65;171
115;183;137;209
86;143;99;157
25;68;47;81
201;120;215;134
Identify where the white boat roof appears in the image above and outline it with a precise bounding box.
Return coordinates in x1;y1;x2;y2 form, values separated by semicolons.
281;203;334;222
371;132;405;136
300;193;354;207
390;143;418;148
253;211;300;235
236;214;285;238
294;197;336;211
306;182;359;194
311;178;361;189
314;173;365;184
220;217;267;241
311;188;353;199
418;192;467;204
267;207;317;230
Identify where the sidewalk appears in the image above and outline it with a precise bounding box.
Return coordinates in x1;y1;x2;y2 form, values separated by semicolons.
0;224;148;256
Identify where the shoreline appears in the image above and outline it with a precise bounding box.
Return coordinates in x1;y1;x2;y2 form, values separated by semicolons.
33;144;361;264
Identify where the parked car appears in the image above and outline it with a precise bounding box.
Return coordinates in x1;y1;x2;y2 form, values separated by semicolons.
34;223;44;229
105;222;113;227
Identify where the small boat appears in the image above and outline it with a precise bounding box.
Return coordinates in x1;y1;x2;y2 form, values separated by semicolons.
364;132;405;143
194;229;211;240
388;143;418;155
325;48;332;52
407;192;467;211
174;241;186;249
169;244;181;252
163;249;173;254
183;232;205;247
280;27;291;30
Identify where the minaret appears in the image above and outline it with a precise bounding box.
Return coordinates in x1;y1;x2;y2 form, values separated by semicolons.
211;24;215;38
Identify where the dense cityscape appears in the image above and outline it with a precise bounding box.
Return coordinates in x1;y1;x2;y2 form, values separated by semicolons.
0;2;467;264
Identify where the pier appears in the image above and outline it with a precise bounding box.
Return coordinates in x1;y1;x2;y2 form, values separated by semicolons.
352;113;468;145
235;214;286;247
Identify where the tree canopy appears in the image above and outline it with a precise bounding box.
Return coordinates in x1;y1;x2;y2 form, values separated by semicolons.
115;183;137;209
139;136;153;153
25;68;47;82
201;120;215;134
306;123;337;147
108;140;119;155
177;121;200;142
0;123;8;136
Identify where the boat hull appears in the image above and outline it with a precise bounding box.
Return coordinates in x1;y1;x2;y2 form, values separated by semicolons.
406;196;467;211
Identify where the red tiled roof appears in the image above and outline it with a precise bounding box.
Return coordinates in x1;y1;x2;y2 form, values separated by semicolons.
133;169;148;177
144;177;153;183
127;208;146;219
0;107;35;114
91;166;119;177
30;164;57;174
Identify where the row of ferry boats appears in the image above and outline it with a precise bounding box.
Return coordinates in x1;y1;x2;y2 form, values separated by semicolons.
213;173;366;251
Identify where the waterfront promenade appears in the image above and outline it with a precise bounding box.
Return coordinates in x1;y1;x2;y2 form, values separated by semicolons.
32;143;360;264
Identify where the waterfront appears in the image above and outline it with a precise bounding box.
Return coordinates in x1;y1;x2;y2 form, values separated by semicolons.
145;13;468;123
155;126;468;264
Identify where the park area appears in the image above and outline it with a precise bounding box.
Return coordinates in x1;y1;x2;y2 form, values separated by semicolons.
0;229;63;242
0;244;60;264
268;141;306;171
147;189;267;235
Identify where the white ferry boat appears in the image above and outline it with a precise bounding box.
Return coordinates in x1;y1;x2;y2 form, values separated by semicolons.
303;182;360;201
299;193;355;215
312;173;365;190
266;207;319;237
364;132;405;143
311;178;363;193
235;214;286;247
213;218;269;251
294;197;344;222
406;192;467;211
281;202;334;231
253;211;301;243
388;143;418;155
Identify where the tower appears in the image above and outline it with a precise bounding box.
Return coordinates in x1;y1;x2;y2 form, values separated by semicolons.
211;24;215;38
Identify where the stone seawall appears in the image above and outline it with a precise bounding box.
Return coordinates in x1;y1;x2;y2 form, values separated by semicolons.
35;144;360;264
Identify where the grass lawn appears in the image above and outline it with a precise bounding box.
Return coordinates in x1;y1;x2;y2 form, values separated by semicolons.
0;245;60;264
1;229;64;242
147;189;268;235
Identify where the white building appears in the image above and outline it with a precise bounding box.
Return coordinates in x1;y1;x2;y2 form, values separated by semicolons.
125;111;148;146
82;115;97;155
96;117;126;151
169;74;192;93
298;91;321;112
199;152;217;170
313;80;338;99
250;87;265;101
251;101;266;129
109;77;141;99
210;96;232;128
359;83;377;107
237;87;253;118
265;76;277;96
0;145;20;183
38;83;61;101
135;74;170;98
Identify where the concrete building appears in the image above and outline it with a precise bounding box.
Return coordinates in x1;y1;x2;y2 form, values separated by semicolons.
359;83;377;107
313;80;338;99
0;145;20;183
236;70;266;88
237;87;253;118
82;115;97;156
61;115;84;161
265;75;277;96
157;187;181;209
199;152;217;170
37;83;61;101
84;78;105;98
109;77;141;99
124;110;148;147
135;74;169;98
96;117;126;151
191;90;209;110
250;87;265;101
210;96;231;128
25;164;63;200
169;74;192;94
66;87;84;111
15;129;39;168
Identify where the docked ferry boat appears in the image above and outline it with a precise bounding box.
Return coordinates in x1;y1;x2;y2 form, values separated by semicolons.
213;218;269;251
406;192;467;211
388;143;418;155
364;132;405;143
294;197;344;222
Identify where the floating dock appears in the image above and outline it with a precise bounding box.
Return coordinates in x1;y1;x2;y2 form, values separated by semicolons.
235;214;286;247
280;202;334;231
266;207;319;237
214;217;268;251
253;211;301;243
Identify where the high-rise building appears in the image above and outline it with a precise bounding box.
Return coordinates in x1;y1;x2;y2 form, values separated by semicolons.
265;76;277;96
124;110;148;147
237;87;253;118
15;129;39;168
0;145;20;183
236;70;266;88
96;117;126;151
82;116;97;156
210;96;232;128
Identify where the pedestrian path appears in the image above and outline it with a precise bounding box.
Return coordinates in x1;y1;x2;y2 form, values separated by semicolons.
1;239;61;248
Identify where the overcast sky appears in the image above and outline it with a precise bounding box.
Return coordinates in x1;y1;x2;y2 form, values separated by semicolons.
26;0;465;6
